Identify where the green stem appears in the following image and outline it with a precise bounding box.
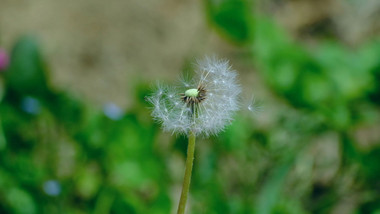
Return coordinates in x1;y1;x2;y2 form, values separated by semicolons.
177;131;196;214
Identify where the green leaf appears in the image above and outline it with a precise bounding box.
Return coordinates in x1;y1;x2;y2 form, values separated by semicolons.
256;161;292;214
205;0;254;44
6;187;36;214
5;36;49;97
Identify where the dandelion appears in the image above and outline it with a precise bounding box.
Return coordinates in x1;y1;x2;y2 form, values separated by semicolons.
147;56;241;136
146;56;241;214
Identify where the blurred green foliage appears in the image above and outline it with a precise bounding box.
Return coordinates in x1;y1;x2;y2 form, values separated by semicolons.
1;0;380;213
205;0;254;44
0;37;171;214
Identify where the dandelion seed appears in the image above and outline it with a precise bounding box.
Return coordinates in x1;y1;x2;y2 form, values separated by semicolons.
247;95;262;114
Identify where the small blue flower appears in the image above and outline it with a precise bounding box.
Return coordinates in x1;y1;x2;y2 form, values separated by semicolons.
21;96;41;115
103;102;124;120
43;180;61;196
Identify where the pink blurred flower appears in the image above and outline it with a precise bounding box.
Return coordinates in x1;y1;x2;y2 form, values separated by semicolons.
0;49;9;71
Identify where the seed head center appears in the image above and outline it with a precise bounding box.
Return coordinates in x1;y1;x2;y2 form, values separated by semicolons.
185;88;199;97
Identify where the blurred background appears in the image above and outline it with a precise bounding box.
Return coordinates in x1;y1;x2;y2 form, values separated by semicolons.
0;0;380;213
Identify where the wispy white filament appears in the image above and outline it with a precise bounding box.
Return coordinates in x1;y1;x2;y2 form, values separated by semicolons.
146;57;241;136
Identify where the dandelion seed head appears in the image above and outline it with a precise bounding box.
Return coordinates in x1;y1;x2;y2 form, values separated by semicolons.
147;56;241;136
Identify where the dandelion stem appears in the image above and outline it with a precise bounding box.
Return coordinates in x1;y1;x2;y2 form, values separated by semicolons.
177;131;196;214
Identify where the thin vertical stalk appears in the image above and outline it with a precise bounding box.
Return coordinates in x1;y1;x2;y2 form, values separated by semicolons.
177;131;196;214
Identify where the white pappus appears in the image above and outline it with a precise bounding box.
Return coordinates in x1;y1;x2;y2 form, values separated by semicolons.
146;56;242;136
